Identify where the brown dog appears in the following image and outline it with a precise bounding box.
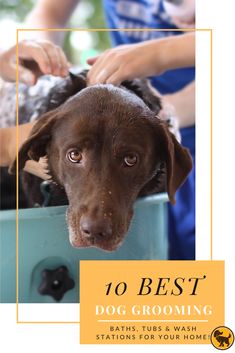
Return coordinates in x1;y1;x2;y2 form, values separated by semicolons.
10;72;192;251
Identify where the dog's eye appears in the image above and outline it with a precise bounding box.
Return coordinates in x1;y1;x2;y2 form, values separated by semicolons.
124;154;138;167
67;149;82;163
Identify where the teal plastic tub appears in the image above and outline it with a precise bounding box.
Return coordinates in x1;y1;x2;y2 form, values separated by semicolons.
0;193;168;303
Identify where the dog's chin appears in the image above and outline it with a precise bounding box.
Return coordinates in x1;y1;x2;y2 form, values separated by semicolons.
68;228;124;252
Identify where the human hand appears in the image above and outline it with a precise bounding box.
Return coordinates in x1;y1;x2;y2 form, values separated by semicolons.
163;81;195;128
163;0;195;28
0;123;51;179
0;123;35;168
0;40;69;85
24;157;52;180
87;41;166;86
171;16;195;29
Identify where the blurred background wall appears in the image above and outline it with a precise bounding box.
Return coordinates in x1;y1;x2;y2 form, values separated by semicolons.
0;0;111;66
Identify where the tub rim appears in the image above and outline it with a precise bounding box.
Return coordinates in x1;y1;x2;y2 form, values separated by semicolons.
0;192;168;221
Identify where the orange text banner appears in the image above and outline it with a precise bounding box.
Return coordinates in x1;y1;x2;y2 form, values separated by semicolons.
80;260;224;344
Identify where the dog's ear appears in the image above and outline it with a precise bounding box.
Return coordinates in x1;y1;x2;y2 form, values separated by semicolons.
141;118;193;204
48;71;87;110
9;108;59;174
163;124;193;204
69;70;87;90
9;70;88;175
121;78;162;115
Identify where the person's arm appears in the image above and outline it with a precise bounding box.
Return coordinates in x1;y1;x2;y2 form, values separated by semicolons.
26;0;79;43
87;33;195;85
0;123;50;179
0;123;34;167
164;81;195;128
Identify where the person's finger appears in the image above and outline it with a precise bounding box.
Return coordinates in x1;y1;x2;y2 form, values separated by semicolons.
88;67;111;85
56;47;69;76
50;44;69;76
47;44;69;77
87;52;113;84
88;57;119;85
8;59;36;85
39;41;62;75
18;41;51;74
94;68;110;83
86;55;100;66
171;16;195;28
105;69;123;86
24;160;52;180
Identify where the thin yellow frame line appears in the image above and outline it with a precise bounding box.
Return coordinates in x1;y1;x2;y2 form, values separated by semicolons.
17;321;80;324
17;27;210;32
16;27;212;324
16;29;19;323
210;29;213;261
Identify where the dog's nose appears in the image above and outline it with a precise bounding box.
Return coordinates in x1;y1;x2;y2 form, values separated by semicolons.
80;215;112;239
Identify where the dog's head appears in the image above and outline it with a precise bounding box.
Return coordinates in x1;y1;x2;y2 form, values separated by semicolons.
214;330;224;338
10;72;192;251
